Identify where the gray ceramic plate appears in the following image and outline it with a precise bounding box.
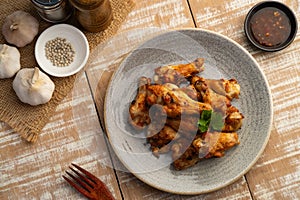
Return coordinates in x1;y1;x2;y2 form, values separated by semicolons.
104;29;273;194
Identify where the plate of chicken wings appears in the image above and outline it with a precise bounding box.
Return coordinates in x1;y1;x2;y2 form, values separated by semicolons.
104;29;273;194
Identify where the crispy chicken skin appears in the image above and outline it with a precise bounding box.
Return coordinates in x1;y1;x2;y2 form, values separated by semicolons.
146;83;212;118
192;76;244;132
196;132;240;158
191;76;240;101
129;78;212;129
172;132;239;170
147;125;179;156
179;85;199;100
166;116;199;136
129;77;151;130
223;106;244;132
206;79;240;100
128;58;243;170
172;139;200;170
154;58;204;85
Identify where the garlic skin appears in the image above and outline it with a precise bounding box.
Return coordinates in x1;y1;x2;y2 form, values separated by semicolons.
0;44;21;78
2;11;39;48
13;67;55;106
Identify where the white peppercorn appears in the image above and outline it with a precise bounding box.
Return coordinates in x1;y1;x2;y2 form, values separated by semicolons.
45;37;75;67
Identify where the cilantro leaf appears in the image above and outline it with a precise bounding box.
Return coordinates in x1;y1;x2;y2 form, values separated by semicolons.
198;110;212;133
201;110;212;120
198;119;208;126
198;125;209;133
198;110;224;133
211;112;224;131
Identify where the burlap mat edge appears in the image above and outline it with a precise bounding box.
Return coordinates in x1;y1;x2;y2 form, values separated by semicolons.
0;74;77;142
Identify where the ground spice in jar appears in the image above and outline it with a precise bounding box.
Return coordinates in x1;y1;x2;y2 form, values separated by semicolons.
45;37;75;67
69;0;113;32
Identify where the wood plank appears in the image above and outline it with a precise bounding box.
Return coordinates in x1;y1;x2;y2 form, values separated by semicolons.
0;72;122;199
189;0;300;199
121;0;196;30
86;0;252;199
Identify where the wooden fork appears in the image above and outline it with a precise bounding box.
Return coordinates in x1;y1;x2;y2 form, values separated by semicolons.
62;163;115;200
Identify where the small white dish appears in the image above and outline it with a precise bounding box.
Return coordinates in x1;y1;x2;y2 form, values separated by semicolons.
35;24;89;77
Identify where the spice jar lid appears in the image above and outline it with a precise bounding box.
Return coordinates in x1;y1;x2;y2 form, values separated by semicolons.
32;0;62;6
70;0;100;9
244;1;297;52
72;0;99;5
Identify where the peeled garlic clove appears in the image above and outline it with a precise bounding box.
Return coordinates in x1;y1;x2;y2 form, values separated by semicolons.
13;67;55;106
2;10;39;48
0;44;21;78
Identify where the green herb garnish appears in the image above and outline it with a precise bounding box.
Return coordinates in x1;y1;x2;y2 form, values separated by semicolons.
211;111;224;131
198;110;212;133
198;110;224;133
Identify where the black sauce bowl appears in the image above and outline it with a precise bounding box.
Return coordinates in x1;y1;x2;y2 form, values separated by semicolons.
244;1;298;52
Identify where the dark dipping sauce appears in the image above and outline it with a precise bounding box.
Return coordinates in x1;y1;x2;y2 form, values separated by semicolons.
250;7;291;47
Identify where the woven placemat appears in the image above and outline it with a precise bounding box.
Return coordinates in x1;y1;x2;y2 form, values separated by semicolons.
0;0;134;142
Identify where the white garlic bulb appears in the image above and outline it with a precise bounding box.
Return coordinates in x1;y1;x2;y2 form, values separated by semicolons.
2;10;39;47
0;44;21;78
13;67;55;106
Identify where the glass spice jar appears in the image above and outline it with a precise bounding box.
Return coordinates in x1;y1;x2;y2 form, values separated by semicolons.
69;0;113;32
31;0;73;23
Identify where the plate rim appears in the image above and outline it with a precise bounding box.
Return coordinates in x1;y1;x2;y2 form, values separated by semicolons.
104;28;273;195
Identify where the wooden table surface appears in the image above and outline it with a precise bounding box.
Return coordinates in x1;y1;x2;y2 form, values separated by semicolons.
1;0;300;199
